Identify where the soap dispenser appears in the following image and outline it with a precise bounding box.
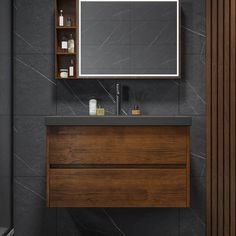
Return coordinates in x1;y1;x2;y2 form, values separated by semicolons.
89;98;97;116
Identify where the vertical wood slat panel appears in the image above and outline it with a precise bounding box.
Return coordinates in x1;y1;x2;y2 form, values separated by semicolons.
206;0;236;235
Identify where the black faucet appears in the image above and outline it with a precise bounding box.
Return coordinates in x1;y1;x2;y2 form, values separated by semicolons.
116;83;121;116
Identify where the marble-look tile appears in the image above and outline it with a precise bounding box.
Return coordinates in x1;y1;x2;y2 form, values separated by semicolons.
0;116;12;177
180;177;205;236
14;0;54;54
14;177;57;236
179;54;205;115
122;80;179;115
57;80;117;116
190;116;206;177
181;0;206;57
69;208;125;236
14;116;46;177
69;208;178;236
102;208;179;236
14;54;56;115
0;177;11;228
57;79;179;116
0;1;12;54
57;209;81;236
181;25;206;56
181;0;205;37
0;54;12;115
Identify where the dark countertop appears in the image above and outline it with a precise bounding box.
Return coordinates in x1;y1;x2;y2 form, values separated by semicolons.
45;116;192;126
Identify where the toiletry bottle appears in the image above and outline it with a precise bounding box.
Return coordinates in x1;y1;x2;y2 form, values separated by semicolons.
68;34;75;53
61;35;68;52
69;59;74;77
89;99;97;116
59;10;64;27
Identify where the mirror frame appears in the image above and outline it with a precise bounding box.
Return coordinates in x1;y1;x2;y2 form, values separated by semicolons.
78;0;180;79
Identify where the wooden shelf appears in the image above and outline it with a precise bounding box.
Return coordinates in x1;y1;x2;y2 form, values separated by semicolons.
55;0;78;80
56;52;76;55
56;26;77;30
56;76;78;80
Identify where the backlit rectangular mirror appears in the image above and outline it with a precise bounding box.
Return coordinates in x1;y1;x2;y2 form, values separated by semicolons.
79;0;180;78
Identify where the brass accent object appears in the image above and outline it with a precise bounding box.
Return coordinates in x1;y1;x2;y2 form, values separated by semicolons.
96;106;105;116
132;105;141;116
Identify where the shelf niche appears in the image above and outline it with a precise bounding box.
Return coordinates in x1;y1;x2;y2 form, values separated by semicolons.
55;0;78;80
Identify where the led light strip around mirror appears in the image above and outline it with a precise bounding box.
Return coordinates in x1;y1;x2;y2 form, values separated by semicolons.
78;0;180;78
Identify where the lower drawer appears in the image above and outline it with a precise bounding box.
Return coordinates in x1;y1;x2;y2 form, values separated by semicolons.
48;168;189;208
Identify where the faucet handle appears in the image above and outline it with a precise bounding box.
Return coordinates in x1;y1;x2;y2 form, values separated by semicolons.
116;83;120;95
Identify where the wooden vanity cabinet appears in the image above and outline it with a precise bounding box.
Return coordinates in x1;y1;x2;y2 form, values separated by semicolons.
46;126;190;208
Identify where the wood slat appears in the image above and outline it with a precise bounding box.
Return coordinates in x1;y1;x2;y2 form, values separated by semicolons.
218;0;224;234
230;0;236;235
223;0;230;234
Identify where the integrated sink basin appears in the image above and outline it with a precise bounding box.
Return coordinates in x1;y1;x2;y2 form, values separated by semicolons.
45;116;192;126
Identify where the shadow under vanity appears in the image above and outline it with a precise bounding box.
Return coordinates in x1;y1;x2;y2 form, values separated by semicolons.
46;116;191;208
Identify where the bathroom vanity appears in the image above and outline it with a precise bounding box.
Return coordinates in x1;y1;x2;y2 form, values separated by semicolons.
46;116;191;208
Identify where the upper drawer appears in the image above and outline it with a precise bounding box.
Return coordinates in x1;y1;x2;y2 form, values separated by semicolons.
47;126;189;165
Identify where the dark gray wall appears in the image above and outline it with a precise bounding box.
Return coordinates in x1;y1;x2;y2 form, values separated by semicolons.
0;0;13;233
14;0;205;235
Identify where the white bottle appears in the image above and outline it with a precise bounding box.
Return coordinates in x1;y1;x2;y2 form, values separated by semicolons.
68;34;75;53
69;59;74;77
59;10;64;27
89;99;97;116
61;35;68;51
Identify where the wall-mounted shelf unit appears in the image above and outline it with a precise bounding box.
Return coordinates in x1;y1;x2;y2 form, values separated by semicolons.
55;0;78;80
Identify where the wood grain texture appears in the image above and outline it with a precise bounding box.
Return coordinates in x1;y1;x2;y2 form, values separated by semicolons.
47;125;190;207
206;0;236;234
230;1;236;235
48;126;189;165
49;168;188;208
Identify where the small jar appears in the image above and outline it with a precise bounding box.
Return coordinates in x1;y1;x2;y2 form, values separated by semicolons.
60;69;68;78
66;17;72;27
131;105;141;116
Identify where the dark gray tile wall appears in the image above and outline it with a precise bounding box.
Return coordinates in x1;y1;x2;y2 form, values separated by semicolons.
13;0;205;235
0;0;13;231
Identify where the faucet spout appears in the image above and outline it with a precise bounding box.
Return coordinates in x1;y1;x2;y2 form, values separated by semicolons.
116;83;121;116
